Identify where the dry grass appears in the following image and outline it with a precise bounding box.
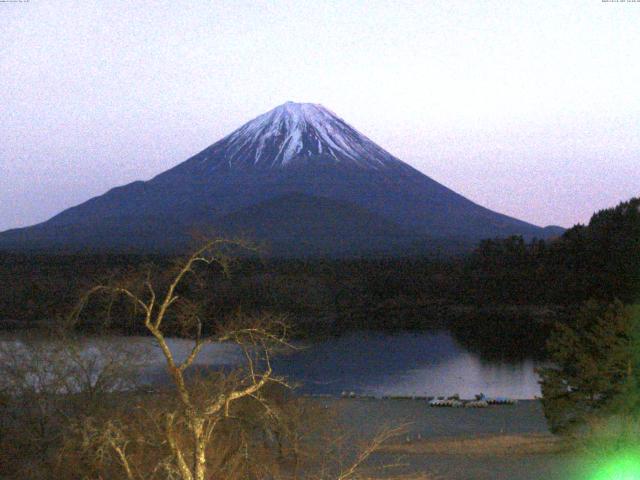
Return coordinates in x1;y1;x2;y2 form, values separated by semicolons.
381;476;437;480
358;474;438;480
381;433;566;457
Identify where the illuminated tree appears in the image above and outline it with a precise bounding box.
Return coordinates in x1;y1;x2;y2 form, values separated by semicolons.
68;238;402;480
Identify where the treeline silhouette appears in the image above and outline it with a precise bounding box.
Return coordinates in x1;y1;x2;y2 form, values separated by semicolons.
1;197;638;360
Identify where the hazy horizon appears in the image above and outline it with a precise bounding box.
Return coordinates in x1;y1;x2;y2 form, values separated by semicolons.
2;1;638;232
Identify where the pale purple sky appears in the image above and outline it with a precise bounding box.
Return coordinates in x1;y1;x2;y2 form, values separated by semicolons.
1;1;638;231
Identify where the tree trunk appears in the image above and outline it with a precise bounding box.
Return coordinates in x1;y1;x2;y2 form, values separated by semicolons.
193;418;207;480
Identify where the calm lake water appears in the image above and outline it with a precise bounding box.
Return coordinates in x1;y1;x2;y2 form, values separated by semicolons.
1;330;543;399
272;331;543;399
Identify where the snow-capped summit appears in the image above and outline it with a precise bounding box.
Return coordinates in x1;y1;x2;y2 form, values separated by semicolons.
0;102;562;255
179;101;408;172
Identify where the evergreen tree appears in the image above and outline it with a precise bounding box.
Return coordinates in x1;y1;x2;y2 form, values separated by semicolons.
539;300;640;434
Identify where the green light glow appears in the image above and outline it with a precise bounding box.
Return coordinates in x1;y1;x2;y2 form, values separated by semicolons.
589;451;640;480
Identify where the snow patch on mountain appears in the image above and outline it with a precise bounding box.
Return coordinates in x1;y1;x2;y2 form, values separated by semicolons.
193;102;409;171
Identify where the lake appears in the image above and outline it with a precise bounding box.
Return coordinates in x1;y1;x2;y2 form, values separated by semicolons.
272;331;543;399
0;330;543;399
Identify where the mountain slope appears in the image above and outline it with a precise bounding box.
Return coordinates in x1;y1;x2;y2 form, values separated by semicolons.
217;192;426;256
0;102;562;255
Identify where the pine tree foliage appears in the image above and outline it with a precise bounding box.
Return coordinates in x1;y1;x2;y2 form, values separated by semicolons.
539;300;640;434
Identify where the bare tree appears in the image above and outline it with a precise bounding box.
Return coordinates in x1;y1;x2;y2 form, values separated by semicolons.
0;328;148;479
68;239;297;480
0;238;419;479
61;238;410;480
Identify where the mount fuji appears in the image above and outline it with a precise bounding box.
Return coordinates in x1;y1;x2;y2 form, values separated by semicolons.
0;102;563;256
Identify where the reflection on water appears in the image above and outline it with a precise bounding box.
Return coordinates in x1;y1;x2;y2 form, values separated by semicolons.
366;353;541;399
273;331;543;399
1;330;543;399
